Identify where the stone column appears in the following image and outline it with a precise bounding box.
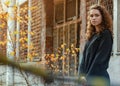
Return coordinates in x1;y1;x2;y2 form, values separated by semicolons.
27;0;32;60
6;0;16;85
78;0;87;71
113;0;118;56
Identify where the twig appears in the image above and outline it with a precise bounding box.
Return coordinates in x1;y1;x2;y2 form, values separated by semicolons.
0;53;54;83
18;66;30;86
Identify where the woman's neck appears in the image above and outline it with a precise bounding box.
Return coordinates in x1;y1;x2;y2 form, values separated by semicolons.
95;25;101;33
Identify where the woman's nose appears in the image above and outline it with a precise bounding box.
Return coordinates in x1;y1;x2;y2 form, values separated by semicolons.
93;16;95;18
92;16;96;20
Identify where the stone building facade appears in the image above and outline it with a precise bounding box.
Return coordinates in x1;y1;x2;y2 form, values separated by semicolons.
0;0;120;86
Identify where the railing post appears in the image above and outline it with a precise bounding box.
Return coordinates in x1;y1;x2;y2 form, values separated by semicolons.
6;0;16;85
16;0;20;60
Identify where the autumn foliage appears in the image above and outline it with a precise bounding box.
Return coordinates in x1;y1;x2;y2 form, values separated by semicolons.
45;43;80;76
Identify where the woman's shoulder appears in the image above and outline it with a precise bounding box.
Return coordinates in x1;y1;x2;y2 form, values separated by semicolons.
102;29;111;33
100;29;113;40
101;29;112;36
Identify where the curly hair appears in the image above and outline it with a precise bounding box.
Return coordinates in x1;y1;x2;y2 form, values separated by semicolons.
86;4;113;40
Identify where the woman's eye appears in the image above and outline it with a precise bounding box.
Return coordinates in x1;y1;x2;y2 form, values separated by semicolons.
90;14;99;18
90;15;93;17
95;14;99;17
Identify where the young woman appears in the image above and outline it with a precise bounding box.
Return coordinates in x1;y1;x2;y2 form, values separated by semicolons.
79;4;113;86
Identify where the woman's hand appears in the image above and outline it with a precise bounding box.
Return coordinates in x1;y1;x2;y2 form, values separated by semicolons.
79;76;87;86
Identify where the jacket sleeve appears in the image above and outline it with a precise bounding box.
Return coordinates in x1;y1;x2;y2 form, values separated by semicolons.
86;31;113;77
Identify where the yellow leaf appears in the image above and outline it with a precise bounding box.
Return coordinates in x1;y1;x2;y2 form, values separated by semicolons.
56;54;59;57
4;0;10;6
28;53;32;59
72;50;75;54
51;54;54;57
71;44;74;48
13;5;17;10
14;31;18;34
10;52;15;56
66;48;70;52
0;23;5;28
0;42;2;45
30;32;34;35
61;44;64;48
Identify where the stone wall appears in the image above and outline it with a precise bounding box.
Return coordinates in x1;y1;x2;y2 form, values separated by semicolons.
0;65;6;86
108;56;120;86
0;64;44;86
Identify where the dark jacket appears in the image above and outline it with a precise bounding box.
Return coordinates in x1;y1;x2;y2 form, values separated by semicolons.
79;29;113;81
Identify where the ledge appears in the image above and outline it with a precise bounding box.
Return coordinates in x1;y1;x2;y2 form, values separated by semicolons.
55;76;78;83
116;52;120;55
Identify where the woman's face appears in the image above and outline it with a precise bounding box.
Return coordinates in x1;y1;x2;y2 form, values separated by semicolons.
89;9;102;27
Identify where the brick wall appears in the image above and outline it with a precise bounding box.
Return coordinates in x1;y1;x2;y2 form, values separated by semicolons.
18;0;47;61
19;1;28;61
44;0;54;54
0;3;7;55
31;0;43;60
